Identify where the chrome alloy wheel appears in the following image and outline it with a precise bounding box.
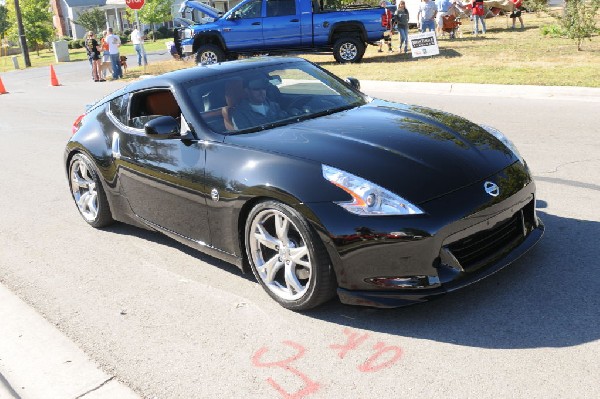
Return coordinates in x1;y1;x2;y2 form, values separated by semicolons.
339;42;358;61
198;51;219;65
248;209;313;301
70;158;99;222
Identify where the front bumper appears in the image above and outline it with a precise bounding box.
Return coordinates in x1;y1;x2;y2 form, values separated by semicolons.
303;162;544;308
337;217;544;307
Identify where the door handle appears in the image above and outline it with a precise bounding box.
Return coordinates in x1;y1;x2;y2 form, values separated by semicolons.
290;19;299;22
252;22;261;25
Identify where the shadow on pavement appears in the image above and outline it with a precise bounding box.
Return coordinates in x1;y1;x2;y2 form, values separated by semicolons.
306;210;600;349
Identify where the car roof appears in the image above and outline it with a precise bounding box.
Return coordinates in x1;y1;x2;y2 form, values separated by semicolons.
123;56;306;93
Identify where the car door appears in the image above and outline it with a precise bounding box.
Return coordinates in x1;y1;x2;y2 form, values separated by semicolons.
108;89;211;245
263;0;302;48
221;0;264;51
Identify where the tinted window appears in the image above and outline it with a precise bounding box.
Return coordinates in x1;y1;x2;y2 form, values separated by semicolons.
267;0;296;17
237;0;262;18
108;93;130;125
183;60;366;134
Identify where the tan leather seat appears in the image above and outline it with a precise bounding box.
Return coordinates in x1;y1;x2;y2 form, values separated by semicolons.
222;78;245;131
145;91;180;119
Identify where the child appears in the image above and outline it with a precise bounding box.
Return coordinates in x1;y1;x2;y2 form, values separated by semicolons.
472;0;486;36
378;1;394;53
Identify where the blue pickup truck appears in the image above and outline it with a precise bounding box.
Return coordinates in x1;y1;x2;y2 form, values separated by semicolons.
176;0;385;63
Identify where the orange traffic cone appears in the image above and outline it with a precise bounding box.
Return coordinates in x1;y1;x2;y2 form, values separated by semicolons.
0;76;7;94
50;65;60;86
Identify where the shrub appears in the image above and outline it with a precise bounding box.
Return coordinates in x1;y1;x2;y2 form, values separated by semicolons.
540;24;564;37
147;30;164;40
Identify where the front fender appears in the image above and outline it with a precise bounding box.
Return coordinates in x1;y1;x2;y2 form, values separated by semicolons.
192;31;228;53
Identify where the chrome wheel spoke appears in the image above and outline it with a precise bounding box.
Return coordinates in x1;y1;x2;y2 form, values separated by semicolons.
255;224;279;251
274;214;290;246
258;255;283;284
87;191;98;215
284;262;304;295
289;246;310;267
78;191;91;211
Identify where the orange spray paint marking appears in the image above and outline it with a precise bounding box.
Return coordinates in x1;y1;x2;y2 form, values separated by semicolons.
329;328;370;359
252;340;320;399
358;342;403;372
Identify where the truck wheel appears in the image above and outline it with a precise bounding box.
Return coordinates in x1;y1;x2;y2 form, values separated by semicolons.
196;44;225;65
333;37;365;63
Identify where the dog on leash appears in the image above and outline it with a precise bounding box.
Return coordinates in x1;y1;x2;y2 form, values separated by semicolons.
119;55;128;73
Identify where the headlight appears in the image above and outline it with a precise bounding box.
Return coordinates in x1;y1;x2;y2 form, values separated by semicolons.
480;124;524;164
322;165;423;216
183;28;193;39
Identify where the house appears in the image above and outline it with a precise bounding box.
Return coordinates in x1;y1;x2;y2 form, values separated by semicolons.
50;0;242;40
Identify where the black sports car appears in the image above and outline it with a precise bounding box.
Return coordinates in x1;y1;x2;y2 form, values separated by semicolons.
65;57;543;310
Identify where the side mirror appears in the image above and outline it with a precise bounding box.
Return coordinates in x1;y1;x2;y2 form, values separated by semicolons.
227;11;240;20
144;116;180;139
346;77;361;91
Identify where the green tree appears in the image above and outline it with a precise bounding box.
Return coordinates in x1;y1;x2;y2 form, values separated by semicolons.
7;0;55;55
0;4;9;39
125;0;173;40
74;7;107;34
557;0;600;50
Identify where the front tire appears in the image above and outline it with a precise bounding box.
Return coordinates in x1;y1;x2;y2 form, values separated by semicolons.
195;44;225;65
245;201;336;310
68;153;114;228
333;37;365;63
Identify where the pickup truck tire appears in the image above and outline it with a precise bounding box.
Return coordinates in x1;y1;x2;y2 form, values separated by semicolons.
196;44;225;65
333;37;365;63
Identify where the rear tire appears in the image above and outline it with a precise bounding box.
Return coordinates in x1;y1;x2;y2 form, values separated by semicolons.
195;44;225;65
68;153;114;228
245;201;336;310
333;37;365;63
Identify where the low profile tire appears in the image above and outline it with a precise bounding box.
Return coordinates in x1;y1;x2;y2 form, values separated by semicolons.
245;201;336;310
195;44;225;65
68;153;114;228
333;37;365;63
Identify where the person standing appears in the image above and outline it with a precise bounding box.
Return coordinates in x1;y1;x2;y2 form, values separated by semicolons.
472;0;486;36
436;0;453;37
418;0;437;33
395;1;410;53
85;31;102;82
378;1;394;52
509;0;524;29
100;30;113;80
130;25;148;66
106;27;122;79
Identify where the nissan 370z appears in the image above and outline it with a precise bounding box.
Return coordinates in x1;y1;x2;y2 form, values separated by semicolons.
65;57;544;310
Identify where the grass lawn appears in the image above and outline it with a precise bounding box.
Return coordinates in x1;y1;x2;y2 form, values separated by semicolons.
304;12;600;87
0;39;172;73
2;11;599;87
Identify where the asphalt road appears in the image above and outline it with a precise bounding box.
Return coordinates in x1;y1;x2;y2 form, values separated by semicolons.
0;59;599;399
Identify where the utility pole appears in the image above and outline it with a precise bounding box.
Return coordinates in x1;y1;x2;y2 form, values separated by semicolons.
13;0;31;67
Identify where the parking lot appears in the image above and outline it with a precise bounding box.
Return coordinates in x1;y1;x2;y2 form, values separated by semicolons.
1;61;599;398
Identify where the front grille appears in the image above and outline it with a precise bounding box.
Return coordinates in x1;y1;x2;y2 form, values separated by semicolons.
447;211;525;271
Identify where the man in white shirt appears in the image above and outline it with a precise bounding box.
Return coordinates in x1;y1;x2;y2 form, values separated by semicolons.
130;25;148;66
106;27;122;79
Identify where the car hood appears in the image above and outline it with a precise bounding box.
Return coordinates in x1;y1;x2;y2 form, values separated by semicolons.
225;101;519;204
179;0;221;19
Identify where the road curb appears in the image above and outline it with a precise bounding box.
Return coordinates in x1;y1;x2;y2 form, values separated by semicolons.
0;283;140;399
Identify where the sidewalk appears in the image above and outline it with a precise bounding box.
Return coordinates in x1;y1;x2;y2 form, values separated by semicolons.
361;81;600;102
0;283;140;399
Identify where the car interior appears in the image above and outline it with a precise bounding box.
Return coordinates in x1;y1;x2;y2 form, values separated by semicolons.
128;90;181;130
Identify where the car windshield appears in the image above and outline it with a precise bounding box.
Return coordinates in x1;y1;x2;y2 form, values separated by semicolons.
184;61;367;134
